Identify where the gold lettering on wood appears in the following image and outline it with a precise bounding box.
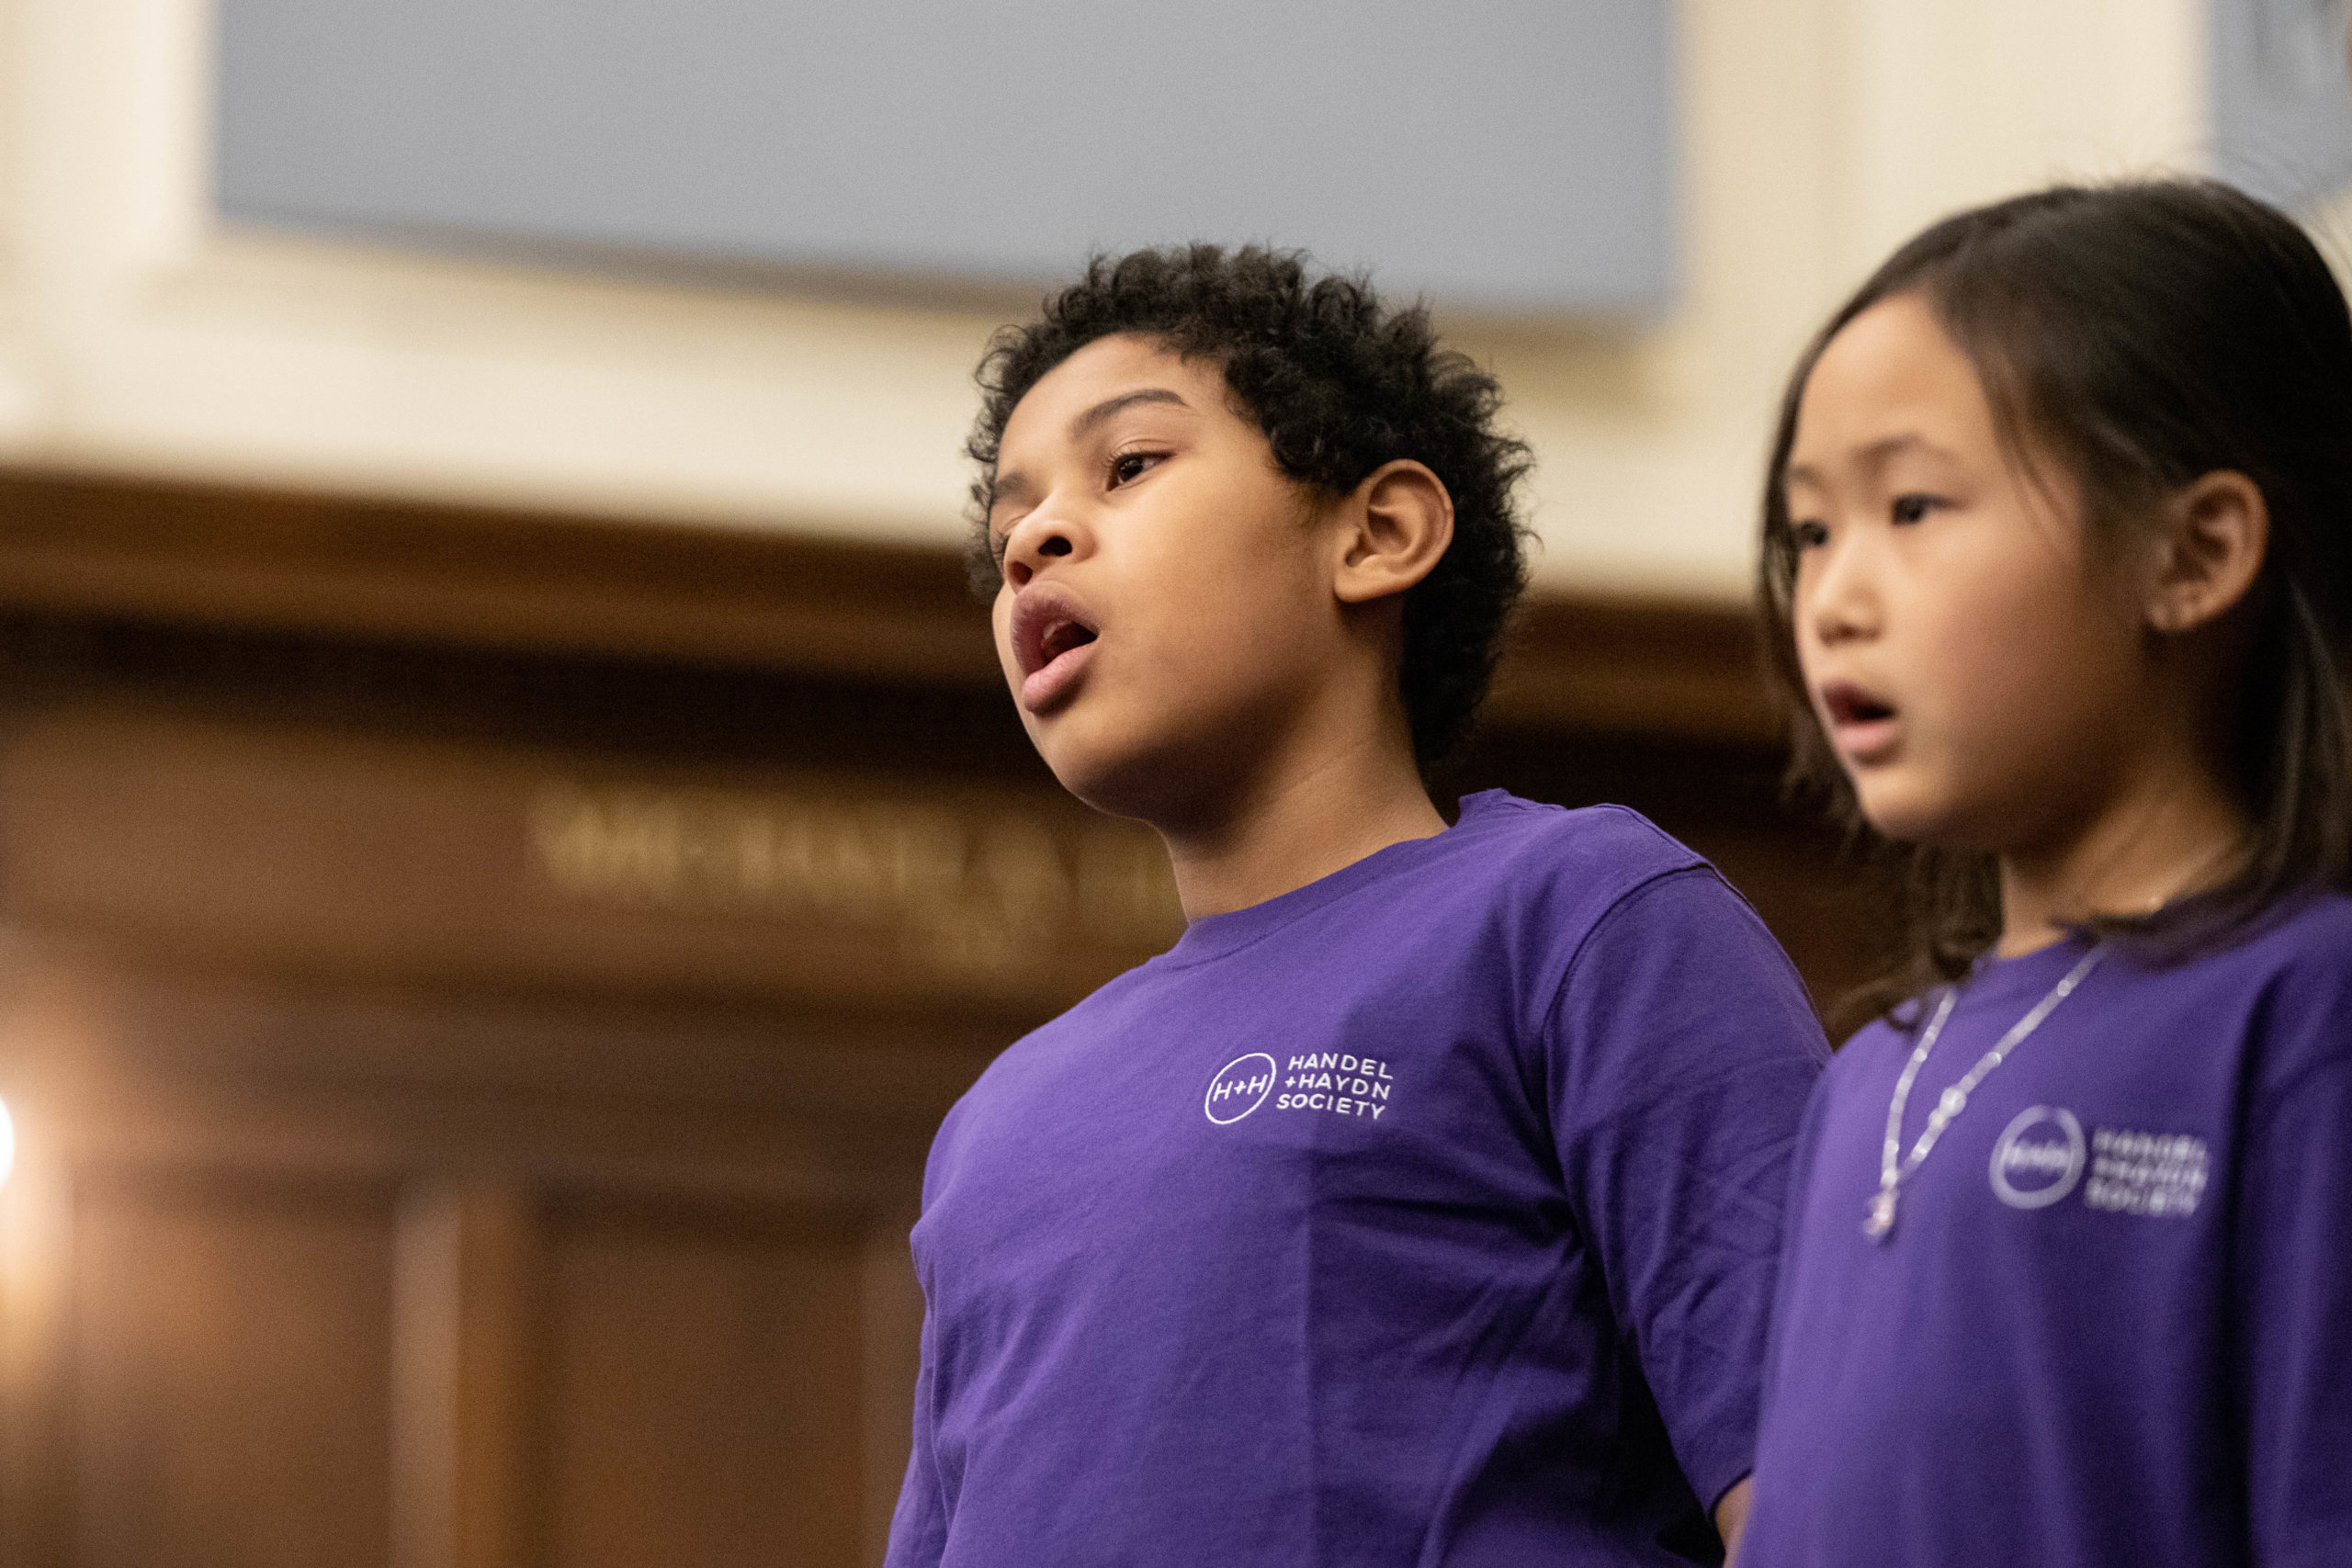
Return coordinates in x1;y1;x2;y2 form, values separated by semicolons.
527;783;1181;970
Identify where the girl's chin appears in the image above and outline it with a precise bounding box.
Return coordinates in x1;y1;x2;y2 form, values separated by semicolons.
1849;778;1973;849
1853;793;2020;857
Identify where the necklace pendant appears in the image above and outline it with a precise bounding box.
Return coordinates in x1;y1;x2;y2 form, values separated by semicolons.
1864;1189;1898;1242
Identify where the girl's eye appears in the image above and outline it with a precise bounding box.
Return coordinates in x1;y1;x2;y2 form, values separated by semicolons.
1790;520;1829;550
1891;493;1939;525
1109;451;1164;487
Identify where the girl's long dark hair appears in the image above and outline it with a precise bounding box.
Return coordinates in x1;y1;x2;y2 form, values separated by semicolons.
1758;181;2352;1031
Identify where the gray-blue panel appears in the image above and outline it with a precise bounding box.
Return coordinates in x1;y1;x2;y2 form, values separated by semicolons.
2213;0;2352;207
215;1;1675;314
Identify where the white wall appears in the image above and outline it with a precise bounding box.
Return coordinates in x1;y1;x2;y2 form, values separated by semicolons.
0;0;2208;601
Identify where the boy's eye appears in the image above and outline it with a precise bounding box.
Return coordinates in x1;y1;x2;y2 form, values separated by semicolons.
1890;493;1939;525
1109;451;1164;487
1790;520;1829;550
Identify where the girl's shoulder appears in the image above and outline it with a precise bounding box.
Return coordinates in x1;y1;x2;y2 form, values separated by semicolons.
1866;885;2348;1007
2082;887;2350;1097
2227;887;2352;1072
2257;882;2352;951
1820;1012;1914;1092
2191;885;2352;1005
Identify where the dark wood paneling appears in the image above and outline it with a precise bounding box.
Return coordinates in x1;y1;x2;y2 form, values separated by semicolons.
0;708;1179;1019
544;1199;869;1568
1486;593;1775;743
72;1177;398;1568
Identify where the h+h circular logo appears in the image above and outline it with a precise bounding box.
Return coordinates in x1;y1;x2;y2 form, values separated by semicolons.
1204;1053;1277;1124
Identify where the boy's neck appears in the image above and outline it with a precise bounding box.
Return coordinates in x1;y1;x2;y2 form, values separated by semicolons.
1157;723;1448;920
1995;753;2251;958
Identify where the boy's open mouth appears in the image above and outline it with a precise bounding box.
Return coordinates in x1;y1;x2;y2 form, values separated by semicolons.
1010;585;1102;712
1038;617;1098;666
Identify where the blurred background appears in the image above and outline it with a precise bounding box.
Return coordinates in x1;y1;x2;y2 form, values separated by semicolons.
0;2;2345;1564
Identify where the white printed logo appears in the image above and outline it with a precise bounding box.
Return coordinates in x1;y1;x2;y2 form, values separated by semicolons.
1275;1052;1395;1121
1204;1053;1277;1125
2086;1128;2208;1218
1990;1105;2086;1209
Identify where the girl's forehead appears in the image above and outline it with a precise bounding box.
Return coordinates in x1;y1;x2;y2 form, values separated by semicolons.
1792;296;1996;473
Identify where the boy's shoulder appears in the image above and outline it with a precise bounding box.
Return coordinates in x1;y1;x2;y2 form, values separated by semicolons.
1437;789;1716;909
1448;787;1702;863
935;794;1781;1158
1039;792;1716;1018
1013;794;1721;1032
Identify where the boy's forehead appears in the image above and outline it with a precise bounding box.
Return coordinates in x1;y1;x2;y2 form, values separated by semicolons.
1001;334;1220;451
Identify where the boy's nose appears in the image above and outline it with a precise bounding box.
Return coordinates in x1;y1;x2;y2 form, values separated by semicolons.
1002;514;1080;588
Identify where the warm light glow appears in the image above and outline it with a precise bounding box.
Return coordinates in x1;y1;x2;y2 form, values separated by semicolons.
0;1096;15;1189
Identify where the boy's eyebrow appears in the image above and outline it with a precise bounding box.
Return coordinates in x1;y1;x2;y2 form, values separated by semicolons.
989;469;1035;514
1069;388;1190;439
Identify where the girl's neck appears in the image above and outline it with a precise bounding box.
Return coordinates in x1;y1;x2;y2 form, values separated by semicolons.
1996;758;2251;957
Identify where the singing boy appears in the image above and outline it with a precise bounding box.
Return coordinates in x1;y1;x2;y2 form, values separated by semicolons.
888;246;1826;1567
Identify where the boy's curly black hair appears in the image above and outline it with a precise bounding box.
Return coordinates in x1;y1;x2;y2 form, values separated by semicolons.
965;244;1532;767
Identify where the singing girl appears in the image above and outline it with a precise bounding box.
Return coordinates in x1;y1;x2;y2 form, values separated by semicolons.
1738;181;2352;1566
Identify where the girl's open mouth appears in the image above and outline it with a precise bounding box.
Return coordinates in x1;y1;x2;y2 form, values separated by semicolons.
1819;681;1901;760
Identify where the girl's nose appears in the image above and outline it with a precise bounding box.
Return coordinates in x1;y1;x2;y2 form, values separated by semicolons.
1802;536;1881;647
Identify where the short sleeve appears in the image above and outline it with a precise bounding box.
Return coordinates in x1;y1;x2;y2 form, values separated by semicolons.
1544;866;1829;1510
2236;963;2352;1567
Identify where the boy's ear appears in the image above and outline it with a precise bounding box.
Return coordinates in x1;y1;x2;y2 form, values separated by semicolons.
2144;470;2268;635
1332;460;1454;605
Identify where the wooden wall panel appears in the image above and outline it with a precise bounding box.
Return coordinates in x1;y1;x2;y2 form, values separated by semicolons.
71;1177;397;1568
0;708;1181;1021
390;1184;544;1568
544;1201;869;1568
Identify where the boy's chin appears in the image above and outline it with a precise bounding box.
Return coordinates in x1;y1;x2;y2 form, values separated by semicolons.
1039;750;1171;823
1032;728;1207;827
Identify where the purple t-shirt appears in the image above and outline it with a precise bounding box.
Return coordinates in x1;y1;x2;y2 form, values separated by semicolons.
887;791;1827;1567
1742;890;2352;1568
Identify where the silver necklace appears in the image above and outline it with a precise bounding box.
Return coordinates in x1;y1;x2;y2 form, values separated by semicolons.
1864;945;2106;1243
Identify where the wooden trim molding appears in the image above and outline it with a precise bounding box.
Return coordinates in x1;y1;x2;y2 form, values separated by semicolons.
0;466;1776;744
0;468;996;687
